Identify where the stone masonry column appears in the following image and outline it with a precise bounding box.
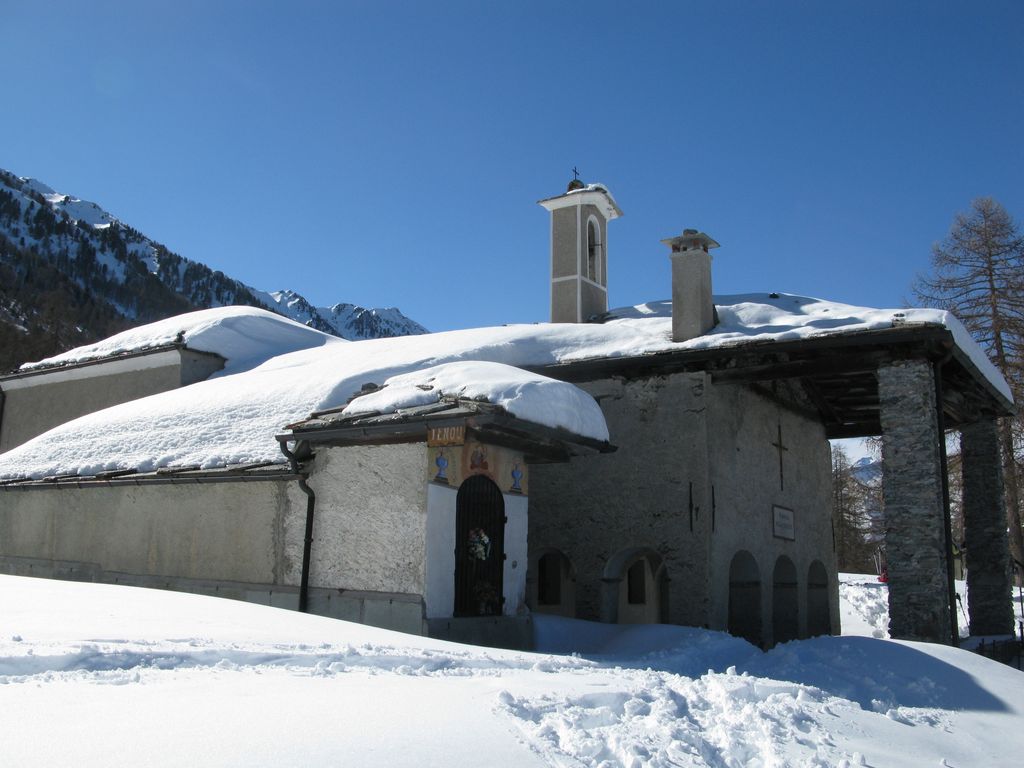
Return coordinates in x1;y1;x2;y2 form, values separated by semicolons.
961;418;1015;636
879;360;952;643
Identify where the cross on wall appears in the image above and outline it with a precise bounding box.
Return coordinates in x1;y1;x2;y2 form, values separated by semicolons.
770;423;786;489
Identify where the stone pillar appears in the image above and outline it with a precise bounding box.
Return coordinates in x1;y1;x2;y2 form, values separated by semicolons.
961;419;1015;636
879;360;952;643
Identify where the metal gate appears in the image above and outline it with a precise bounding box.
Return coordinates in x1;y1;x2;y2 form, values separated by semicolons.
454;475;505;617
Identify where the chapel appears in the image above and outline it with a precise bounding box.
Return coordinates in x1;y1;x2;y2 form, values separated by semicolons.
0;178;1015;650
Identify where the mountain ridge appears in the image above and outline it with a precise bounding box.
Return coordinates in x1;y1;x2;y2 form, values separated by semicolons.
0;169;426;373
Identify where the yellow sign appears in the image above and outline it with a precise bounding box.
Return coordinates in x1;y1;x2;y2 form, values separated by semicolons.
427;424;465;447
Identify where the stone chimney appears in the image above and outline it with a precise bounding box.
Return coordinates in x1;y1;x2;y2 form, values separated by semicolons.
661;229;720;342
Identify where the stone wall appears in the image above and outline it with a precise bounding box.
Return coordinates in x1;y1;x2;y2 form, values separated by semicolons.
706;382;837;645
529;371;713;627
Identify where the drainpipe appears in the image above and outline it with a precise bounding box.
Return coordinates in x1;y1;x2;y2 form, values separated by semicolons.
279;439;316;614
933;353;958;646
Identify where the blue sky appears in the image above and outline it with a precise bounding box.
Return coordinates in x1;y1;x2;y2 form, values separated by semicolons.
3;1;1022;332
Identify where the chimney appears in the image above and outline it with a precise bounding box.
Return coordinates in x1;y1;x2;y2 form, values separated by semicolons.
661;229;720;342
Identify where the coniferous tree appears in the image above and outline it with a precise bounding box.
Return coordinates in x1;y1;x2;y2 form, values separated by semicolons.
913;197;1024;567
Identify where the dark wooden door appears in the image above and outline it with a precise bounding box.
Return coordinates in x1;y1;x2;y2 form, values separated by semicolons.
454;475;505;617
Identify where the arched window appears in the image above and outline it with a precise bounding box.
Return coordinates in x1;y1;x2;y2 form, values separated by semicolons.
586;217;601;283
807;560;831;637
728;550;762;646
772;556;799;645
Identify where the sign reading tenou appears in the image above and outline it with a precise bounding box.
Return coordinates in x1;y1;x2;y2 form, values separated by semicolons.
427;424;465;447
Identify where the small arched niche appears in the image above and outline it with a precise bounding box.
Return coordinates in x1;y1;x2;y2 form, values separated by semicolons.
772;555;799;646
728;550;762;646
807;560;832;637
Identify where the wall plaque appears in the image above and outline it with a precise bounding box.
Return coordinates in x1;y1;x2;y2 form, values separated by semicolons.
427;424;465;447
773;505;795;540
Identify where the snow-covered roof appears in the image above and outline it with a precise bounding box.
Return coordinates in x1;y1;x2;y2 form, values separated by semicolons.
608;293;1010;403
339;361;609;442
17;306;341;374
537;182;622;219
0;293;1009;481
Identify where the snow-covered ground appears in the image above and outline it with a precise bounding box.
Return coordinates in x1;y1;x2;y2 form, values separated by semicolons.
1;574;1022;767
840;571;1024;641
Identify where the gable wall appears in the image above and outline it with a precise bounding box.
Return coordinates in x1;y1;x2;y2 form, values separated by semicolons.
706;382;838;643
529;371;714;626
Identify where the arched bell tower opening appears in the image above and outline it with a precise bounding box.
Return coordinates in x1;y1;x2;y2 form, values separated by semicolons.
538;175;622;323
586;216;602;284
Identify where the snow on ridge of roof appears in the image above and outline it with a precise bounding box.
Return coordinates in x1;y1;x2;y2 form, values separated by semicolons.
341;361;609;442
18;306;342;374
0;291;1010;481
606;292;1011;403
570;182;610;195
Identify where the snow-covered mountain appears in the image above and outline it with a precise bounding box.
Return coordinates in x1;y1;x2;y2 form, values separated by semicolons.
851;455;882;484
0;169;426;371
254;289;427;341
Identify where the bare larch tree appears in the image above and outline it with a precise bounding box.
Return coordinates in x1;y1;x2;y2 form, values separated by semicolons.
914;197;1024;567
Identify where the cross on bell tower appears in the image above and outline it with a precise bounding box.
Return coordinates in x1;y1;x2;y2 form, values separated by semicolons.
538;173;622;323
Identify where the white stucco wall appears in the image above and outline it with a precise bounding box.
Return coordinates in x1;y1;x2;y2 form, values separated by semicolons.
425;482;456;618
503;493;528;616
307;443;427;596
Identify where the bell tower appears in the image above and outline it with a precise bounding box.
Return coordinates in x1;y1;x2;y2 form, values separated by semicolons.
538;174;622;323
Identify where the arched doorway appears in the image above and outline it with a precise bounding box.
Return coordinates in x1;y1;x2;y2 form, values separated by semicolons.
807;560;831;637
454;475;505;617
728;550;762;646
772;556;799;645
529;549;576;617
